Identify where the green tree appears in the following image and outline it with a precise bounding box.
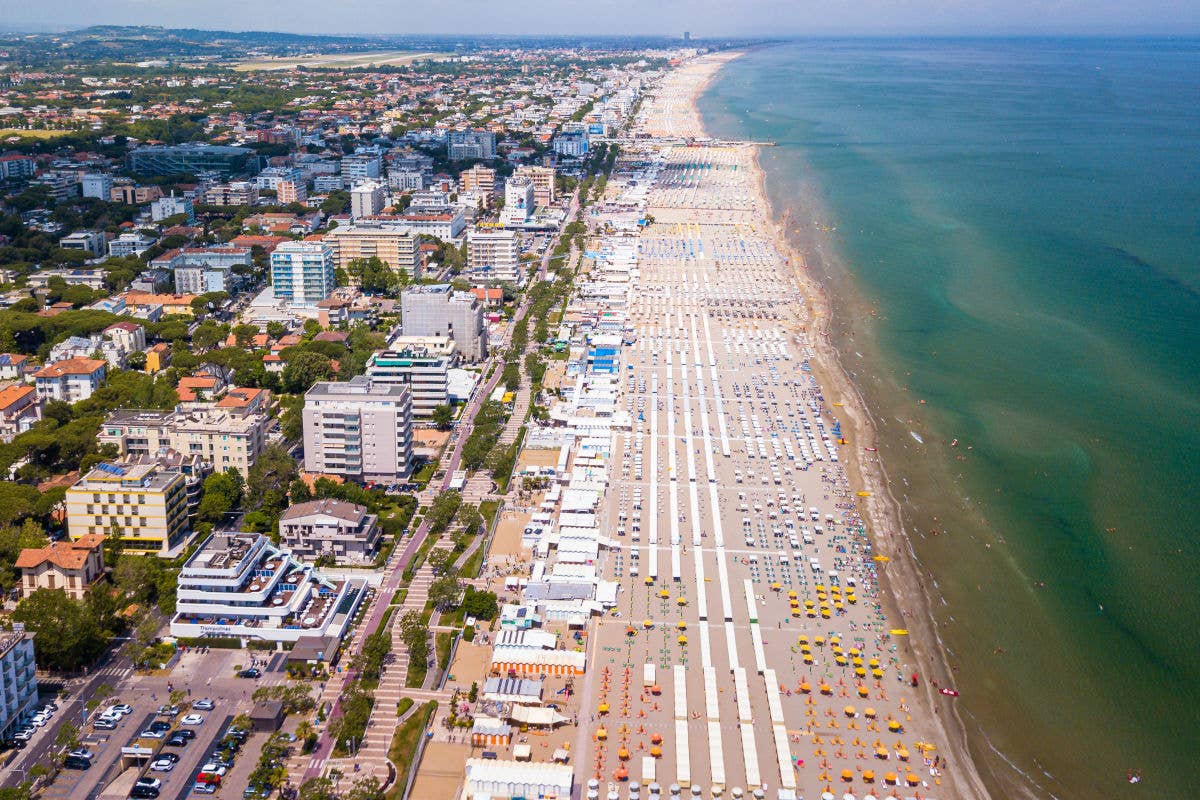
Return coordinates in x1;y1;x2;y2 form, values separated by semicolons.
233;323;259;348
282;351;333;393
198;469;244;524
430;403;454;430
266;321;287;339
429;576;462;609
13;589;106;671
247;444;297;515
461;588;499;620
126;350;147;371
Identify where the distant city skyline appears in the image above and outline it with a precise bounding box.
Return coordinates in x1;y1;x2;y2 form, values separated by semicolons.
2;0;1196;37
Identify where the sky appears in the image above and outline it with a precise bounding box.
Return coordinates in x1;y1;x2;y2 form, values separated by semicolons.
0;0;1196;36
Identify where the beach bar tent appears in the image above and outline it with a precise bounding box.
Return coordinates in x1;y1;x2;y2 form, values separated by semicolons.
508;705;570;728
471;715;513;747
465;758;574;800
491;646;586;676
483;677;544;705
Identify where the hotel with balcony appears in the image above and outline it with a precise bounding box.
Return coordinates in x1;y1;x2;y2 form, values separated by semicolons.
170;532;367;645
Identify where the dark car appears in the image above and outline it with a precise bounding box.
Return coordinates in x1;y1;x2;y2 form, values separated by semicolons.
165;734;189;747
63;756;92;770
148;720;171;733
130;786;160;799
174;728;196;740
237;668;261;679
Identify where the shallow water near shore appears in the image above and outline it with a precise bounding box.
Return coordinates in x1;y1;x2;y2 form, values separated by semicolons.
698;38;1200;798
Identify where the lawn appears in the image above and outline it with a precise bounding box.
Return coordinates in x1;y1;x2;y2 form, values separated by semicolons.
0;129;72;140
385;700;437;799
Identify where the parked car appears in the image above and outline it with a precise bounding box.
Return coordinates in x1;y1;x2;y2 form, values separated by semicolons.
130;786;160;799
180;714;204;726
136;778;162;790
150;758;175;773
165;734;189;747
93;719;117;730
63;755;92;771
192;699;215;711
191;783;216;795
68;748;94;761
157;705;180;716
148;720;171;733
139;729;166;740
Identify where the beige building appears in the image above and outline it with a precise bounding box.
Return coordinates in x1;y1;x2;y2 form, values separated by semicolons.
459;164;497;207
467;229;522;284
323;224;419;280
513;165;556;207
98;406;269;479
66;462;191;556
16;534;106;600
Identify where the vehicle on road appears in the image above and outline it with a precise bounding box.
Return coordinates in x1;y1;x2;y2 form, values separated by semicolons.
192;699;215;711
237;668;261;679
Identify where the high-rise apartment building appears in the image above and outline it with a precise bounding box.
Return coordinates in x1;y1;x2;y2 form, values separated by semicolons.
401;284;488;362
513;165;557;207
323;224;418;279
0;629;38;739
271;241;335;305
365;349;451;416
447;130;497;161
467;229;522;284
350;180;386;219
303;377;413;482
501;177;536;226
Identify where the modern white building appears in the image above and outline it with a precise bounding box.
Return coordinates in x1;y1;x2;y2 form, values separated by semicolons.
341;153;382;183
364;348;451;416
270;241;336;305
513;165;556;207
150;193;195;223
552;132;589;158
350;180;386;219
170;532;368;645
0;629;38;739
467;229;521;284
303;377;414;482
501;177;536;227
108;232;156;258
81;173;114;200
401;284;487;361
58;230;107;258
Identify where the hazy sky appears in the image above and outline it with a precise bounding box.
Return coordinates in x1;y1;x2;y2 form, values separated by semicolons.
1;0;1196;36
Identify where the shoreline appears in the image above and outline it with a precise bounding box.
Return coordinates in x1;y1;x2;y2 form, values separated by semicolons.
684;51;996;800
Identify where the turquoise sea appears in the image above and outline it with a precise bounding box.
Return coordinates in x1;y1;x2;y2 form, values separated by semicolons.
698;39;1200;798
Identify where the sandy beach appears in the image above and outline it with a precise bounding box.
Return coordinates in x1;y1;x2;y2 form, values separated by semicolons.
700;53;993;800
565;53;994;800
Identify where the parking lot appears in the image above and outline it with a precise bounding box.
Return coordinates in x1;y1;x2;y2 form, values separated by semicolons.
18;647;292;799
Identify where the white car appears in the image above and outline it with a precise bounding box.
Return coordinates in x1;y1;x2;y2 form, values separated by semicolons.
192;699;215;711
151;759;176;773
180;714;205;726
199;764;227;776
139;729;166;739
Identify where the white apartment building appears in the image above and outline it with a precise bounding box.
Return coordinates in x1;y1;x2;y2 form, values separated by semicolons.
303;377;413;482
350;180;386;219
150;193;195;223
501;177;536;226
513;165;556;207
271;241;336;305
467;229;522;284
364;348;451;416
171;532;367;644
0;629;38;739
401;284;487;361
108;232;156;258
59;230;106;258
32;357;107;402
341;153;382;183
81;173;113;200
279;500;381;563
